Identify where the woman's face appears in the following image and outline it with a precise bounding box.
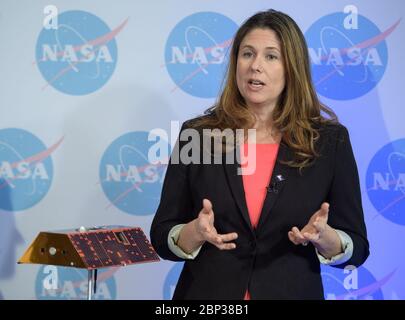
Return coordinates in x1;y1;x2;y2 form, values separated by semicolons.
236;28;286;110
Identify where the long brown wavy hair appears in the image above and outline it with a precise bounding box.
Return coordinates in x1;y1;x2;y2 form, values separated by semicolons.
190;9;338;170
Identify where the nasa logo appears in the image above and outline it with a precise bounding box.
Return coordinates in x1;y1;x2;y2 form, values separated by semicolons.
165;12;238;98
35;265;117;300
35;10;127;95
99;131;169;215
321;265;393;300
163;262;184;299
305;12;399;100
0;128;62;211
366;139;405;225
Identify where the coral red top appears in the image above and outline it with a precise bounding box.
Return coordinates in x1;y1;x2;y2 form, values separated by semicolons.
240;143;279;300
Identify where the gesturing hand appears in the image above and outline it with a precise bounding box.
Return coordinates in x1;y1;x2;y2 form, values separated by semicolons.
195;199;238;250
288;202;330;246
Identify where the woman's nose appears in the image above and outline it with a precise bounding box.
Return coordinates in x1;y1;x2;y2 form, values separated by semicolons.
251;56;263;73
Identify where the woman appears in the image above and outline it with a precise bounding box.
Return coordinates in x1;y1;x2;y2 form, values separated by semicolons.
151;9;369;299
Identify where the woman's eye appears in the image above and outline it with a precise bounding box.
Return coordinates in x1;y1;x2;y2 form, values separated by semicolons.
267;54;278;60
242;51;253;58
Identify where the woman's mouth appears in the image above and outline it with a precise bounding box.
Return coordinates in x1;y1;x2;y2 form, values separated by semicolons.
247;79;265;90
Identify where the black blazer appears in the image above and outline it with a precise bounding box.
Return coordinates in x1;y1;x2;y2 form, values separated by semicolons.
150;120;369;299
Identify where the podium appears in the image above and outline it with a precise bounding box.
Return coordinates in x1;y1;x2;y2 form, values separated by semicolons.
18;225;160;300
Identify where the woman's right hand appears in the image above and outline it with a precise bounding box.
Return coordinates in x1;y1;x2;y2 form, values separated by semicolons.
194;199;238;250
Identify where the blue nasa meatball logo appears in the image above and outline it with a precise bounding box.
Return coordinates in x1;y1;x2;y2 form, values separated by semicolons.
305;13;399;100
35;265;117;300
36;10;127;95
0;128;62;211
99;131;169;216
366;139;405;225
321;265;392;300
165;12;238;98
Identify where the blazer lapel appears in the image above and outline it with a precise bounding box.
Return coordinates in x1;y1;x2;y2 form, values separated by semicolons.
256;142;292;233
223;151;254;233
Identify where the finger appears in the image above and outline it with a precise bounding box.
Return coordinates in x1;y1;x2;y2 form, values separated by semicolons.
318;202;329;218
292;227;306;242
293;227;312;246
216;242;237;250
288;231;299;245
202;199;213;214
322;202;330;211
205;232;223;245
218;232;238;242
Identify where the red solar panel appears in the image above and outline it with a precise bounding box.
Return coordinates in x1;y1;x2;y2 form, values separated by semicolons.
68;227;159;269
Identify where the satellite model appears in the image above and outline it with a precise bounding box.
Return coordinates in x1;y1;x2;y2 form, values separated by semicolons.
18;225;160;299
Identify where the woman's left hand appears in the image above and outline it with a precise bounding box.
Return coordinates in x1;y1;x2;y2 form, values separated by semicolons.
288;202;343;258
